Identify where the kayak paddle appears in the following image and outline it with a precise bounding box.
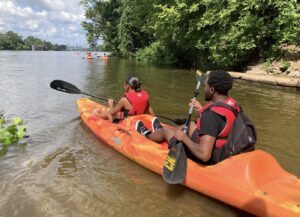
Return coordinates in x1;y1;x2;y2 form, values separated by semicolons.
156;115;186;126
50;80;110;102
162;70;204;184
50;80;184;125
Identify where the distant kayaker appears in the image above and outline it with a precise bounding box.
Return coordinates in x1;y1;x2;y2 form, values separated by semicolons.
87;52;92;59
102;53;108;60
136;70;255;165
94;76;155;122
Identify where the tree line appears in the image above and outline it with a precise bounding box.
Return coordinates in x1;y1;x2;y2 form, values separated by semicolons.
81;0;299;70
0;31;67;51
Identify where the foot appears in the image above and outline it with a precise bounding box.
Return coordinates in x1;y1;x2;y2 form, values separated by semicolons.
135;121;151;137
152;117;162;132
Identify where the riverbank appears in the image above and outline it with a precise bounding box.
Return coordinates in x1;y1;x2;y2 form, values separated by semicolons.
229;58;300;88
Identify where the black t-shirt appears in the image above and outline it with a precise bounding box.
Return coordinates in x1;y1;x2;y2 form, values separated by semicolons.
199;110;226;138
185;110;226;165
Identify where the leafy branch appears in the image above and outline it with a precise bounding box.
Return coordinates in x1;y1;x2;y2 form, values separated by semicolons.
0;115;27;147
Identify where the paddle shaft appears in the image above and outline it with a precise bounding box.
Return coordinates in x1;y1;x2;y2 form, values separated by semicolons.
162;79;202;184
50;79;183;124
156;115;186;125
182;81;201;133
80;91;116;104
81;91;184;124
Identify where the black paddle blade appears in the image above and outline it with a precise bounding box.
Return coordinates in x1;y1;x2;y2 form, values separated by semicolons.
50;80;81;94
162;142;187;184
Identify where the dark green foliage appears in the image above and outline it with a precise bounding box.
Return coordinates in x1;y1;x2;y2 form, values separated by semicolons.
135;41;175;65
82;0;122;54
82;0;300;69
0;31;67;51
0;31;23;50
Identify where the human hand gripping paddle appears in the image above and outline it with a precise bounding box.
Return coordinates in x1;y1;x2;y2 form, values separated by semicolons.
50;80;185;125
162;70;203;184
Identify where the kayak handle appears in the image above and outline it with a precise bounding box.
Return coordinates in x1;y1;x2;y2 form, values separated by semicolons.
117;128;131;136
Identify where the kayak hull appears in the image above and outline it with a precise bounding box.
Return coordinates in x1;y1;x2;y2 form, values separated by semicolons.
78;98;300;217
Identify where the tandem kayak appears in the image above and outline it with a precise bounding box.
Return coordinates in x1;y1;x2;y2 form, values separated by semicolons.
77;98;300;217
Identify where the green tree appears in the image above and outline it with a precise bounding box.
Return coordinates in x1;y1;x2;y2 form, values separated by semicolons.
3;31;23;50
117;0;155;58
44;41;53;50
149;0;299;69
0;33;4;50
82;0;300;68
0;31;67;51
23;36;37;50
82;0;122;54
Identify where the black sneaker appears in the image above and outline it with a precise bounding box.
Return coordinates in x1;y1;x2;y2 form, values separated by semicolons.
135;121;151;137
152;117;162;132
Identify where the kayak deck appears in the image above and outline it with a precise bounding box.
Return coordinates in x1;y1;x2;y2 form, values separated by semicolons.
78;98;300;217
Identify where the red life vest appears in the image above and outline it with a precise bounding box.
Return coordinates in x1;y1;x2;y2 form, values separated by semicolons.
197;98;240;148
124;90;149;116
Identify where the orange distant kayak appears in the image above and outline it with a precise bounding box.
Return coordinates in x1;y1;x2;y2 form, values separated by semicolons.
78;98;300;217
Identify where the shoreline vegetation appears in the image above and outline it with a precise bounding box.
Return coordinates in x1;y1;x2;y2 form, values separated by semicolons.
81;0;299;88
0;31;67;51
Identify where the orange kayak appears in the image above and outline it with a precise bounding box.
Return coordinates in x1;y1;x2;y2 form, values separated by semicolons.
78;98;300;217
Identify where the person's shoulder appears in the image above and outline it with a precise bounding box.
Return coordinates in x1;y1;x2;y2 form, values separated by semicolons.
119;97;128;103
202;109;225;121
120;96;133;106
202;109;216;116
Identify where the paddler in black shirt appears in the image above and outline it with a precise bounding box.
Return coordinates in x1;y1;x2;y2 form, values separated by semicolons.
136;70;240;164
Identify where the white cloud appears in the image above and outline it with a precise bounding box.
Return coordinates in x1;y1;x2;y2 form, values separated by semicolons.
44;0;65;11
68;24;78;32
0;1;33;17
36;10;48;17
25;20;40;30
59;11;82;22
46;27;57;35
0;0;87;46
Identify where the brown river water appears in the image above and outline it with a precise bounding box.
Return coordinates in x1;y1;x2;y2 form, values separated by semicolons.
0;51;299;217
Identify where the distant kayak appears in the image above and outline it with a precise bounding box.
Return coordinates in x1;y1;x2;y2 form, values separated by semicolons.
78;98;300;217
87;51;93;59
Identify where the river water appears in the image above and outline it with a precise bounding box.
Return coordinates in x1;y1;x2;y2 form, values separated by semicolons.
0;51;299;217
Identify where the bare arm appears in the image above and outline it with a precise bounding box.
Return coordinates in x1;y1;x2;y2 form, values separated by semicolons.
147;104;155;116
109;97;127;115
175;129;215;162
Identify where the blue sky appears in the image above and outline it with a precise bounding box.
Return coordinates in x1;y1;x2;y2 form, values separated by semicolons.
0;0;88;46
